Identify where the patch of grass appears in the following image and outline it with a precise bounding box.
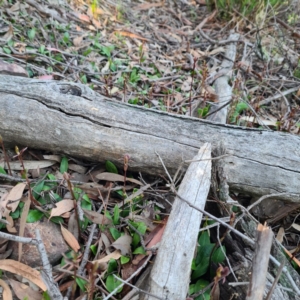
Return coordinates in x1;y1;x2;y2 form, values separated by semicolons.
206;0;288;23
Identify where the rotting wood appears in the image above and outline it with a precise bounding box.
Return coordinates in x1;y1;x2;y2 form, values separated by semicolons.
0;75;300;203
144;143;211;300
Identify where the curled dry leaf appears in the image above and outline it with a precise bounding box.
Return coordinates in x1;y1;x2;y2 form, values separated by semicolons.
111;235;132;256
49;199;74;219
9;279;41;300
0;278;12;300
0;260;47;291
60;223;80;253
96;172;143;185
2;182;26;214
82;208;112;225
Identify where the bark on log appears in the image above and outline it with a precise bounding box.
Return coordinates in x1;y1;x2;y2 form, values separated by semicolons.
0;75;300;202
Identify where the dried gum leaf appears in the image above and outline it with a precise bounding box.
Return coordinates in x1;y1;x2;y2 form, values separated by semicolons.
0;260;47;291
60;224;80;253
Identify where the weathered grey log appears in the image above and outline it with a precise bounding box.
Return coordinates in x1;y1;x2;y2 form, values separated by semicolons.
144;143;211;300
0;75;300;202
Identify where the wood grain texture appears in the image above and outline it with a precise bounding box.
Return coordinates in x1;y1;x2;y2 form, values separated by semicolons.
145;143;211;299
0;75;300;201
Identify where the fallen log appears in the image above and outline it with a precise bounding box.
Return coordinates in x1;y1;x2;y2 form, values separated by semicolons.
0;74;300;202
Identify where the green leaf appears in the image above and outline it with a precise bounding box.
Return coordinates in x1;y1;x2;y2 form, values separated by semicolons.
32;180;45;200
10;208;20;219
198;230;211;246
211;245;226;264
110;227;121;240
189;278;210;295
132;222;147;248
105;210;113;221
75;277;87;292
113;205;120;225
26;210;44;223
0;166;7;174
27;28;36;41
235;102;248;113
107;259;118;275
3;47;11;54
42;291;51;300
47;173;56;181
49;216;64;224
106;274;123;293
192;244;215;280
90;244;97;255
60;157;68;173
100;45;114;57
132;246;146;255
39;45;45;54
81;74;87;84
63;32;70;43
121;255;130;264
105;160;118;174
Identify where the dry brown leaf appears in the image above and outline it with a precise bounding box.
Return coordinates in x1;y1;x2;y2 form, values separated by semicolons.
5;183;26;213
93;250;122;264
60;224;80;253
276;227;285;243
73;34;88;47
49;199;74;219
68;164;87;174
9;279;41;300
135;2;164;10
0;260;47;291
42;155;61;162
18;194;31;262
0;60;28;77
60;212;71;218
291;223;300;232
82;208;112;225
113;30;149;41
96;172;143;185
111;235;132;256
6;215;17;233
2;25;14;42
0;160;56;171
0;278;12;300
68;212;79;240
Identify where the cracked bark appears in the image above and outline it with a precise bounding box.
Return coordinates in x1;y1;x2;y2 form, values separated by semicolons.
0;74;300;202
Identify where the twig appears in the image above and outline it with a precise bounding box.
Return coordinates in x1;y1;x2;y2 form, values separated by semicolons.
77;205;103;276
216;224;237;282
258;86;299;106
204;99;232;118
103;254;154;300
229;281;293;293
265;261;285;300
199;28;243;46
246;192;296;212
54;267;117;299
35;229;64;300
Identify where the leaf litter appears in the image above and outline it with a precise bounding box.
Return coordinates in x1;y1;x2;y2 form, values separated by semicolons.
0;0;300;299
